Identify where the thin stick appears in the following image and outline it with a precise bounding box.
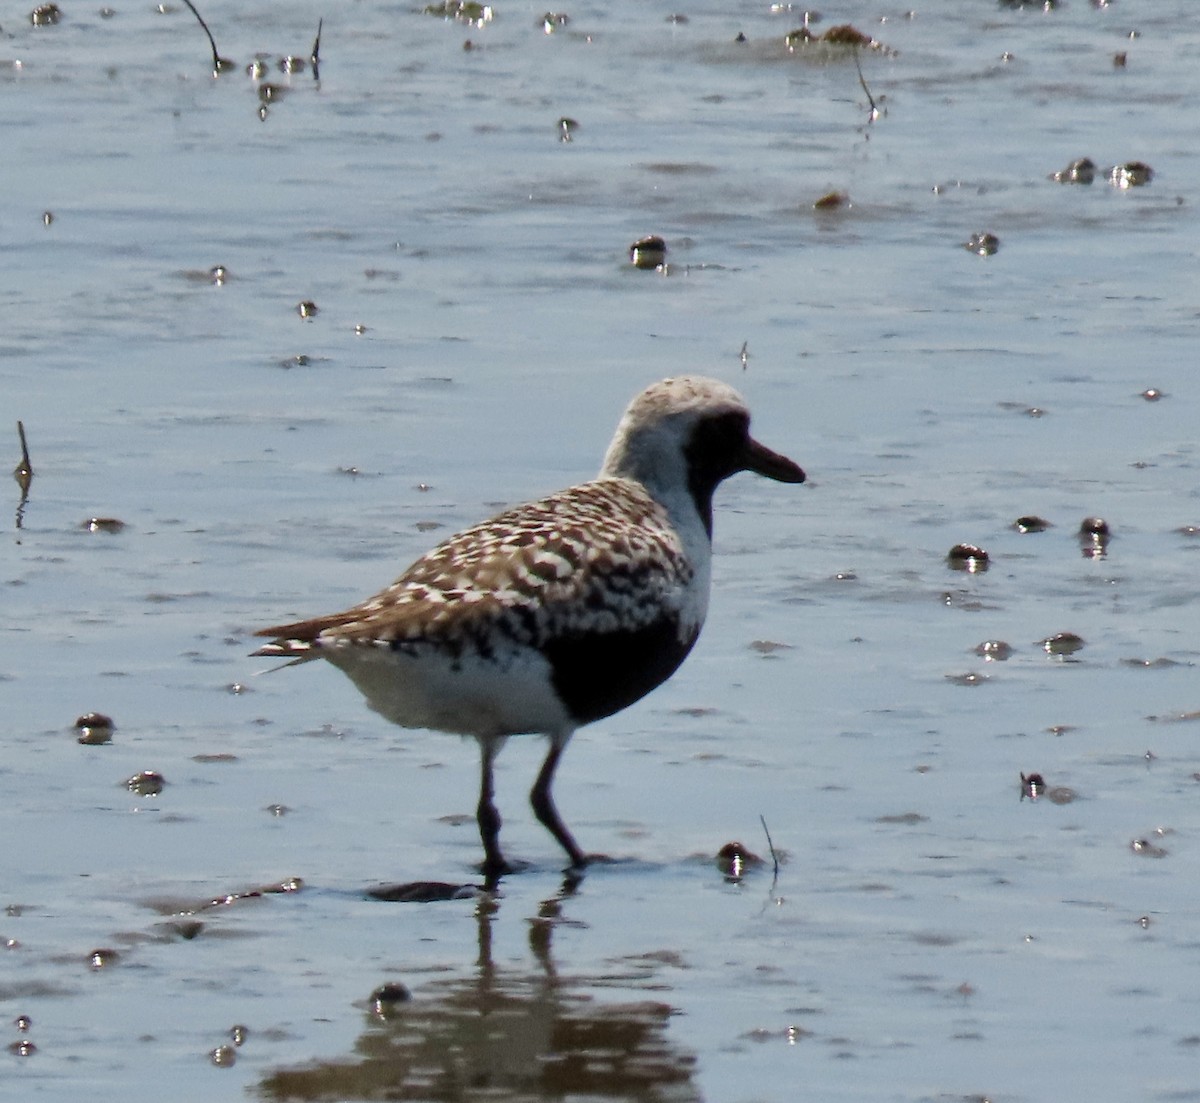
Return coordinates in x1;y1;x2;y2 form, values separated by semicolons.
179;0;231;76
759;814;780;880
14;421;32;492
853;49;878;121
311;17;323;74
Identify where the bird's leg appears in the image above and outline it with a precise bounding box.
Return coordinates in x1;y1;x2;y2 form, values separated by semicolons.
477;738;512;877
530;735;587;869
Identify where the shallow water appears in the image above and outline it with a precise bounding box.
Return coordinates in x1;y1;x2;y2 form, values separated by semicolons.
4;0;1200;1099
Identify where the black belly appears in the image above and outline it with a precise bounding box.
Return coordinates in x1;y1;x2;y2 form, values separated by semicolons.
542;618;700;726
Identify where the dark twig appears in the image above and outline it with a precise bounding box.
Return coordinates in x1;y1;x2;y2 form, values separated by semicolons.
179;0;234;76
14;421;32;493
759;814;780;882
853;48;878;122
14;420;32;532
310;17;323;81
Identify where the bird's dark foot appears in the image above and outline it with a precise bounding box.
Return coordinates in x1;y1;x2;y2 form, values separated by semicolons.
480;854;530;886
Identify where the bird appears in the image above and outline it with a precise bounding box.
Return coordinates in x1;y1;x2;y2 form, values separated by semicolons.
253;376;806;878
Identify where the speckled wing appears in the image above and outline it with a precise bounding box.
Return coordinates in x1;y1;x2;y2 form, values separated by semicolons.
253;478;696;657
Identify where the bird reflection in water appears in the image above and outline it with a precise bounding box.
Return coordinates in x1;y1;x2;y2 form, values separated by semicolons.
257;875;699;1102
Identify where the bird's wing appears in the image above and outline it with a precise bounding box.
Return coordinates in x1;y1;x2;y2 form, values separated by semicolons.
252;479;693;655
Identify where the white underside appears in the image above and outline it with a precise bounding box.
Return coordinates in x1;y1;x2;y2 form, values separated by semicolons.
321;642;575;740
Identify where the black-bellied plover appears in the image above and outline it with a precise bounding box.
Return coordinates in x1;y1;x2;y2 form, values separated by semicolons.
254;376;805;877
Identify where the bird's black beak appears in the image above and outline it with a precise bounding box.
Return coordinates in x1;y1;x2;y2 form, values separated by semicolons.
743;437;806;484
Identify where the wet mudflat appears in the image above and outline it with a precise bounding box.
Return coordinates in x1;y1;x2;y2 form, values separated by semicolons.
4;0;1200;1099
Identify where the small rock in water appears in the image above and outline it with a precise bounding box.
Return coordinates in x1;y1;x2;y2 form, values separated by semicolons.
82;517;126;533
964;231;1000;256
126;770;166;796
209;1044;237;1067
717;841;764;879
974;640;1013;661
1041;632;1085;657
1109;161;1153;188
30;3;62;25
1078;516;1110;558
946;543;989;572
1050;157;1095;184
1020;771;1046;800
89;947;119;969
75;711;114;731
1130;837;1168;858
1013;515;1051;533
629;235;667;270
75;712;115;745
370;982;412;1019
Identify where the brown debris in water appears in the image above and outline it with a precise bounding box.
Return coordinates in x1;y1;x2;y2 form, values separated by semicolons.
366;881;481;903
749;639;793;656
786;24;896;55
143;877;304;917
813;190;849;211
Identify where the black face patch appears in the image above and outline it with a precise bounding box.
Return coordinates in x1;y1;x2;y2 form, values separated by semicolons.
683;410;752;538
544;619;701;725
